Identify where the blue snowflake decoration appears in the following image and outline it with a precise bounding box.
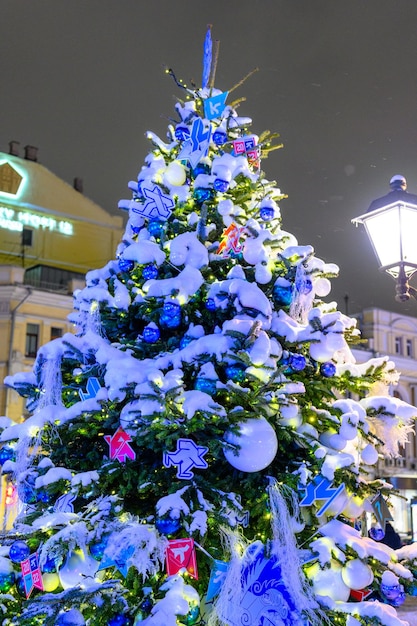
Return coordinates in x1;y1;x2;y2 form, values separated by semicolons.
131;185;175;220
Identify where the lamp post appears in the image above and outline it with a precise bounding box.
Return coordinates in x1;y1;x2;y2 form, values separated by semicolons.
352;176;417;302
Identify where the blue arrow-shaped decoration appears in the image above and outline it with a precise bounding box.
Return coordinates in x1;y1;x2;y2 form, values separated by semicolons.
79;377;101;401
371;493;393;530
299;475;345;517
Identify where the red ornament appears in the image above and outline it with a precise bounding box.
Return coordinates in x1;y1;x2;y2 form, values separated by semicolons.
104;427;136;462
166;538;198;580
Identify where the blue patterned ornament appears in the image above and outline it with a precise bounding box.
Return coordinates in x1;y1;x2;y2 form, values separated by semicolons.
160;313;181;328
90;537;108;561
175;125;191;142
156;517;181;535
179;602;200;625
180;335;193;349
42;555;57;573
195;378;217;395
272;283;293;306
205;297;216;311
142;264;158;280
369;526;385;541
193;186;214;204
18;478;37;504
213;178;230;193
9;541;31;564
225;364;246;383
56;610;86;626
380;583;402;601
148;219;165;237
320;362;336;377
37;488;51;503
391;590;406;607
140;598;153;614
192;162;210;177
213;129;228;146
143;324;160;344
259;206;275;221
118;258;134;273
289;354;306;372
0;446;15;465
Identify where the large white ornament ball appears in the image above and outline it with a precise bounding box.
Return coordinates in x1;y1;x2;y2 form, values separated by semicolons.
306;562;350;601
58;550;99;590
341;559;374;590
223;417;278;472
314;278;331;298
164;161;187;186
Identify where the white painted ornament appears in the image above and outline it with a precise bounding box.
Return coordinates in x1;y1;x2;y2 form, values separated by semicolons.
341;559;374;590
305;562;350;601
223;417;278;472
58;550;99;589
164;161;187;186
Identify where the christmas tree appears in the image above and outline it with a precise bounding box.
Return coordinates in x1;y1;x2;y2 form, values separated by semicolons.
1;27;417;626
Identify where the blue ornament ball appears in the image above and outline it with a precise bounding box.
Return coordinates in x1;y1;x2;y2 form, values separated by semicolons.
108;615;132;626
175;125;190;141
15;574;26;597
225;364;246;383
143;325;161;344
90;537;108;561
9;541;31;564
205;298;216;311
156;517;181;535
180;335;193;349
380;583;402;601
0;447;15;465
213;130;228;146
272;284;293;306
259;207;275;221
289;354;306;372
192;162;210;176
0;571;15;593
391;590;406;607
320;362;336;377
163;302;181;318
160;313;181;328
142;264;158;280
193;187;214;204
369;526;385;541
213;178;230;193
118;258;134;273
181;603;200;625
140;598;153;614
195;378;217;395
148;220;165;237
18;479;37;504
56;610;87;626
37;488;51;503
42;555;57;573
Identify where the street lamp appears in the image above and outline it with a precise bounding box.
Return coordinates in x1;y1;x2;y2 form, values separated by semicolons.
352;176;417;302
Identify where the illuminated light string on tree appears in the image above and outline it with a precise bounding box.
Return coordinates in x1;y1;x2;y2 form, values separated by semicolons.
0;23;416;626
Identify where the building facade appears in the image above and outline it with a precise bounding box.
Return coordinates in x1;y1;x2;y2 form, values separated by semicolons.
353;307;417;542
0;143;124;424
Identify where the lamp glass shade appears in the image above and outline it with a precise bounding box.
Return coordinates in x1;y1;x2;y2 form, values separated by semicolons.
353;202;417;278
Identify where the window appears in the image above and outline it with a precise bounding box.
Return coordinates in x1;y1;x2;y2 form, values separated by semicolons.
394;336;403;355
50;327;63;341
25;323;39;358
406;339;413;357
21;228;33;247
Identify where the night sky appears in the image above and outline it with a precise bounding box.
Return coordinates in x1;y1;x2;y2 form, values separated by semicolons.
2;0;417;316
